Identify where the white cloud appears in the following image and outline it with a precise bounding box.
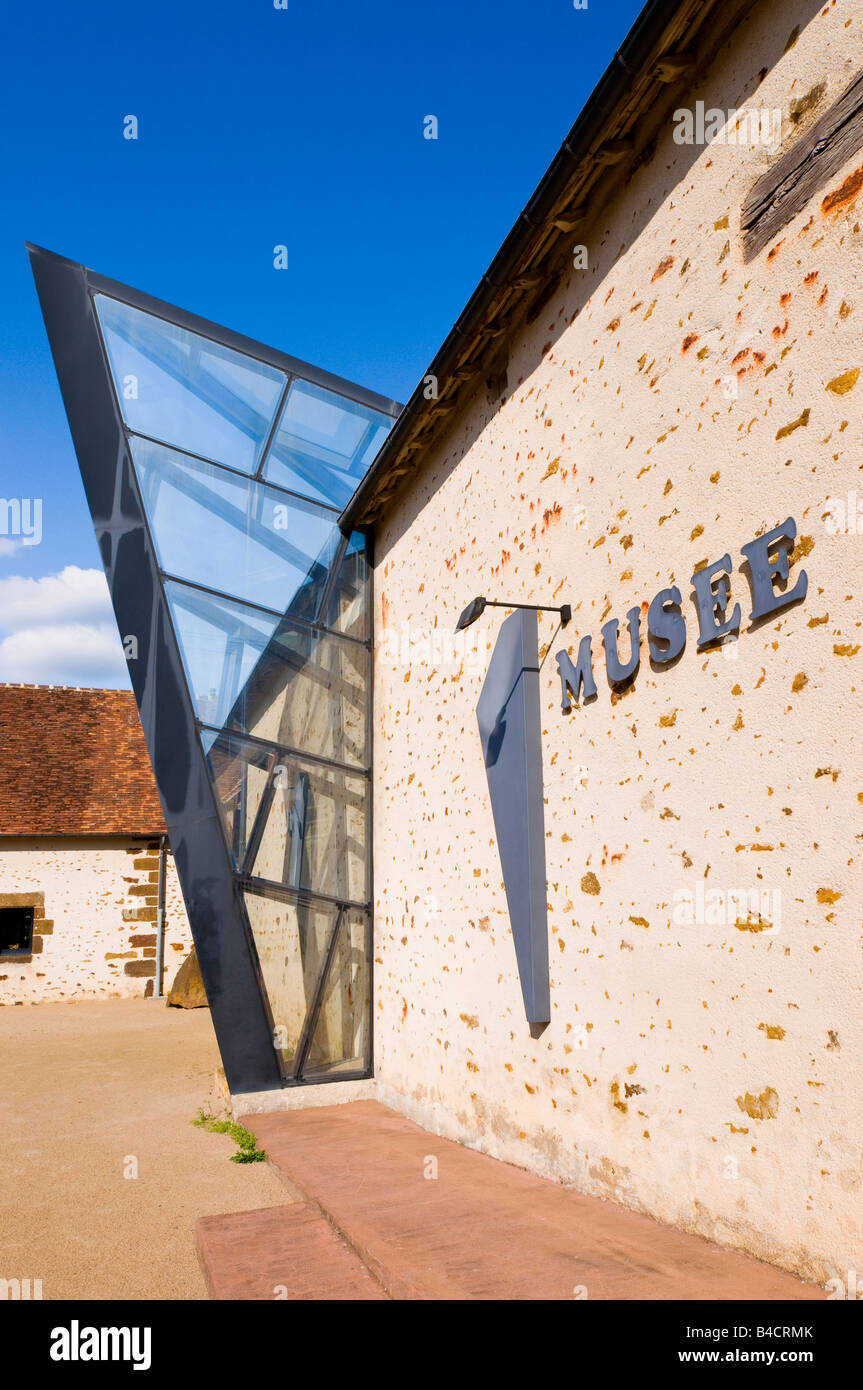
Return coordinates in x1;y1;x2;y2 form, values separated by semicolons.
0;565;114;630
0;567;130;688
0;538;23;558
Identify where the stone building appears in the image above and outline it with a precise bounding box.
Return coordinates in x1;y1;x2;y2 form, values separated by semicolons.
350;0;863;1284
27;0;863;1284
0;685;192;1003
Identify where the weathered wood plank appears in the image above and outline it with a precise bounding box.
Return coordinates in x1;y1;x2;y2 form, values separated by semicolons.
742;70;863;261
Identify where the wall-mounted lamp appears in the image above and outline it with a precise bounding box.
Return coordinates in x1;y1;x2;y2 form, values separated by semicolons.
456;595;571;632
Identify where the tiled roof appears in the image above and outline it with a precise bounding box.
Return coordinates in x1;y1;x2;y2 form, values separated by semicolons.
0;685;165;836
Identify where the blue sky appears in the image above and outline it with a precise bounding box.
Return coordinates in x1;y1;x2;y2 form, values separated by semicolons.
0;0;644;686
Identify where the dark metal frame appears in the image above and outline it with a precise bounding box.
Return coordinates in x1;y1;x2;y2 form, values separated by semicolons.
28;244;398;1095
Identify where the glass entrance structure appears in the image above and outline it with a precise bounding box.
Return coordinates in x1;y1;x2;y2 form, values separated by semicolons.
29;245;400;1094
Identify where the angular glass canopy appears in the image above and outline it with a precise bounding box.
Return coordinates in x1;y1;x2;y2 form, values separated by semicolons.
28;245;400;1094
97;293;286;473
263;377;394;509
129;437;342;614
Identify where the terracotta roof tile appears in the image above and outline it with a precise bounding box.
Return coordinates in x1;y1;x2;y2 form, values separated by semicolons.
0;685;165;836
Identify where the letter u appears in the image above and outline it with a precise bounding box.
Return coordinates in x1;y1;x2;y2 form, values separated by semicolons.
601;606;641;684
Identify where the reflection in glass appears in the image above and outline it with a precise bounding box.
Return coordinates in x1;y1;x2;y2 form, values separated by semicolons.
206;732;368;901
262;377;393;509
325;530;372;642
249;756;367;902
96;294;285;473
243;890;338;1076
302;911;371;1078
166;581;369;767
205;731;274;868
93;282;385;1085
130;436;341;614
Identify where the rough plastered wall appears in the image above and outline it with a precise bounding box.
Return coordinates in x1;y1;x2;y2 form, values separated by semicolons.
372;0;863;1283
0;838;192;1003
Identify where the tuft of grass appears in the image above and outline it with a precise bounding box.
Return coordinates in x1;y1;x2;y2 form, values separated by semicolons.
193;1109;267;1163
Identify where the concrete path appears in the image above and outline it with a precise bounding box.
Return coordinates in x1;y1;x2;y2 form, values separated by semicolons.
0;998;289;1299
210;1100;826;1301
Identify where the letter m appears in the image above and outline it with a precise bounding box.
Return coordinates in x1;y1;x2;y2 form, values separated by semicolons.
0;1279;21;1300
102;1328;130;1360
556;635;597;711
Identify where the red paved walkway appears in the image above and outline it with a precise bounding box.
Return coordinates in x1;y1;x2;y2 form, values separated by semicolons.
196;1100;825;1301
197;1203;387;1301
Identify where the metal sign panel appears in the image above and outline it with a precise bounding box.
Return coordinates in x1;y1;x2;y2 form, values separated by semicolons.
476;608;550;1027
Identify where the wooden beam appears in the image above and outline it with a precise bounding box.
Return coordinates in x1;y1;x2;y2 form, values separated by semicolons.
653;51;695;82
742;69;863;262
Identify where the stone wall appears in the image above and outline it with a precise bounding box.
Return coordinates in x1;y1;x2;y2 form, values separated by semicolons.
0;837;192;1003
372;0;863;1284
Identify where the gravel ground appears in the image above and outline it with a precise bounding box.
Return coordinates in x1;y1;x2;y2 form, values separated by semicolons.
0;997;291;1299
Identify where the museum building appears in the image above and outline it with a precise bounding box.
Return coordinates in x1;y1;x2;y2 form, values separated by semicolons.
29;0;863;1283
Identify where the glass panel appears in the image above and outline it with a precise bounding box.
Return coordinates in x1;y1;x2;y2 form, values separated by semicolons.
95;294;285;472
129;436;341;613
166;582;369;767
205;732;368;900
205;731;275;868
262;377;393;508
325;530;371;641
302;911;370;1079
243;890;338;1077
250;758;367;901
